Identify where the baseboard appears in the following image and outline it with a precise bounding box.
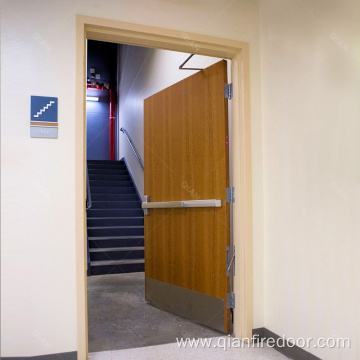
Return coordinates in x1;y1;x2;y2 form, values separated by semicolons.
252;328;322;360
1;351;77;360
252;327;265;342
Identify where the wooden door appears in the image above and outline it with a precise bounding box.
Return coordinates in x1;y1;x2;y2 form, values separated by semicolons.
143;60;231;333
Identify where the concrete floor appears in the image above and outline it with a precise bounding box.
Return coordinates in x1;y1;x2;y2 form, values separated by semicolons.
87;272;223;353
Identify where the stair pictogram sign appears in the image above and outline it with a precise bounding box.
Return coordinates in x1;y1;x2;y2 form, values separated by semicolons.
31;96;58;123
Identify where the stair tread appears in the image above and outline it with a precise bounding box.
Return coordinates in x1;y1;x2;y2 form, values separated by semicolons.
92;194;139;198
90;179;131;181
87;212;143;215
90;181;133;184
89;177;131;181
88;167;127;170
89;170;128;173
87;160;125;163
87;211;144;218
91;200;141;203
88;161;125;163
91;188;136;190
88;164;127;168
90;259;145;266
90;246;144;252
87;226;144;229
90;207;142;210
88;235;144;240
88;216;144;220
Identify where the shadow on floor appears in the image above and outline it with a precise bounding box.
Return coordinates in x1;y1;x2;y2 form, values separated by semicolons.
87;272;223;352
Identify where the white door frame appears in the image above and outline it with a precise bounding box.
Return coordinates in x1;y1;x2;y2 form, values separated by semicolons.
75;15;253;358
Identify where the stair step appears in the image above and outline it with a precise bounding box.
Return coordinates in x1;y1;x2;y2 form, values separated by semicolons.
90;249;144;261
88;235;144;240
88;160;125;164
91;259;144;266
90;180;133;187
88;164;127;169
88;216;143;219
87;217;144;228
89;175;131;181
90;246;144;252
91;187;136;194
91;201;142;209
89;261;145;275
89;237;144;249
88;227;144;237
91;194;139;202
88;225;144;229
89;169;129;176
87;209;144;217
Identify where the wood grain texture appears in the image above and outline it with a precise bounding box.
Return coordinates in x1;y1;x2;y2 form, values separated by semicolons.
144;60;231;332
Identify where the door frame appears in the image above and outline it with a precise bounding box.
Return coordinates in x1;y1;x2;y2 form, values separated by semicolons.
75;15;253;358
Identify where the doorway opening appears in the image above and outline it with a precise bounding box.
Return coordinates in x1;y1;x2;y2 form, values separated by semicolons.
76;16;253;359
86;40;233;352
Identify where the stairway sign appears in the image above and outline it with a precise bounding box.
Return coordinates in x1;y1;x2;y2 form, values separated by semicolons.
30;95;58;138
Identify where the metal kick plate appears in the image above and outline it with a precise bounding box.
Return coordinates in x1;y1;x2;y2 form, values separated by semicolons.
145;277;225;333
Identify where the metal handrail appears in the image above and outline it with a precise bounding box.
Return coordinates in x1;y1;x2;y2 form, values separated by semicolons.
120;127;144;171
86;163;92;275
86;164;92;210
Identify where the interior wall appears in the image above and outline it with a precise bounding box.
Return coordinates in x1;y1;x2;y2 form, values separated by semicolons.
1;0;262;356
260;1;360;359
86;89;110;160
86;40;117;160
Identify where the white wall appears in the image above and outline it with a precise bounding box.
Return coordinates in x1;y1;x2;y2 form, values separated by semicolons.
260;0;360;359
1;0;262;356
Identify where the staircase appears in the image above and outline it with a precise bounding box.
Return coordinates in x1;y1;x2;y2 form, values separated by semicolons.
86;160;144;276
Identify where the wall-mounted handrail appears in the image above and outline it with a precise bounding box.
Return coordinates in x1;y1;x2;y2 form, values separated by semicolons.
86;163;92;275
120;127;144;171
86;164;92;210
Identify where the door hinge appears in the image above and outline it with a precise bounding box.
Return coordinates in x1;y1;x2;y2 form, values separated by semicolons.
227;245;235;276
227;292;235;309
226;187;235;203
225;83;233;100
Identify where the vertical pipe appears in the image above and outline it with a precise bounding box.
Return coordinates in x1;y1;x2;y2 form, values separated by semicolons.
109;88;116;160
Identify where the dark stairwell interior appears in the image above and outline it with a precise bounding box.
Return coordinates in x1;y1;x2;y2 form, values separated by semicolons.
87;159;144;276
85;41;229;353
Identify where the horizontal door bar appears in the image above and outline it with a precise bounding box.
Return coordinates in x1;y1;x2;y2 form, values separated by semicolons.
142;199;222;209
